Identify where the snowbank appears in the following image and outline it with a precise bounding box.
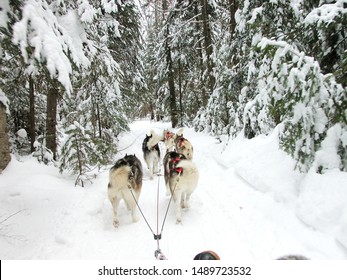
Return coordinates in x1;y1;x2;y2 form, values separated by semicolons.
219;125;302;203
219;125;347;252
296;170;347;250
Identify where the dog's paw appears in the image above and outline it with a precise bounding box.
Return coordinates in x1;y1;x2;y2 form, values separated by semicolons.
132;214;139;223
184;202;190;208
113;220;120;228
176;219;182;224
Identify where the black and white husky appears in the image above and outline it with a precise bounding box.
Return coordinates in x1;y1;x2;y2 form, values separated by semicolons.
108;154;143;228
163;151;199;224
142;130;163;179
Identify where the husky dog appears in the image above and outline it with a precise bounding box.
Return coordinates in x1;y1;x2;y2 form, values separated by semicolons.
108;154;143;228
174;129;194;160
163;128;194;160
163;129;176;153
163;151;199;223
142;130;163;179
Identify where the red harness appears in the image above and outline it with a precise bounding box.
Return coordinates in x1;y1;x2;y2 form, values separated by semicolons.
171;156;183;174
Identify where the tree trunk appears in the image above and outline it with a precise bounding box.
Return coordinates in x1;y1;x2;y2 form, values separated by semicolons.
96;103;102;138
0;103;11;171
163;0;178;128
46;80;59;160
166;28;178;128
194;0;205;109
178;56;183;127
29;76;36;153
229;0;237;38
200;0;215;102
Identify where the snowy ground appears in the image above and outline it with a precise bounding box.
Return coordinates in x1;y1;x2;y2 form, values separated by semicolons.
0;120;346;260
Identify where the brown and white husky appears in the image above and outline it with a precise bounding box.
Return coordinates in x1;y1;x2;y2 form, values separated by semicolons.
108;154;143;228
163;128;194;160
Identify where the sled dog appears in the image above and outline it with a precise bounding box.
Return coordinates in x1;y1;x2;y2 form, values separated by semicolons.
163;151;199;223
163;128;194;160
163;129;176;153
108;154;143;228
142;130;163;179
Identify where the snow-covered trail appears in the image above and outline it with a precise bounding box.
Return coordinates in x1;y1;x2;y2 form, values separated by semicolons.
0;120;346;260
97;120;345;260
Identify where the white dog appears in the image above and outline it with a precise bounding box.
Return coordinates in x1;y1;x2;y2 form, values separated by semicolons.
163;151;199;223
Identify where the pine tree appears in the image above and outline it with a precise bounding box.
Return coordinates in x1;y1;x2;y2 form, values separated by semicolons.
143;0;218;126
194;0;347;172
1;0;141;184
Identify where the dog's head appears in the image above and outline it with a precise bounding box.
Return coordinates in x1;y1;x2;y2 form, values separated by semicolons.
175;136;193;160
124;154;139;165
111;157;128;170
163;129;176;152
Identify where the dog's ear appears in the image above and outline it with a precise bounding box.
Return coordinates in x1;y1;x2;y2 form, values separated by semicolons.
176;128;184;137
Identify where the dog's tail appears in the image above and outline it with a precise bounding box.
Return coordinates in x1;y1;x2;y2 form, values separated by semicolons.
109;165;132;189
148;130;164;147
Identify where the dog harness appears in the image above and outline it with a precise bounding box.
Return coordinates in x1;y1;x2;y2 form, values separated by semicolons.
170;156;183;174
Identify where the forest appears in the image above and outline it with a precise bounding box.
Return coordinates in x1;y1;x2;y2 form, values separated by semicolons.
0;0;346;186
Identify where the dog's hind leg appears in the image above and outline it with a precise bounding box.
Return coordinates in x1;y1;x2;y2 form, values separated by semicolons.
173;190;183;224
124;188;139;223
153;159;159;176
183;192;191;208
180;192;189;208
131;206;139;223
165;181;171;196
110;196;121;228
146;158;154;180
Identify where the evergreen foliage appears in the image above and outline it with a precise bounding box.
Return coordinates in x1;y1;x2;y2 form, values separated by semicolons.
194;0;347;173
143;0;217;126
1;0;141;185
1;0;346;177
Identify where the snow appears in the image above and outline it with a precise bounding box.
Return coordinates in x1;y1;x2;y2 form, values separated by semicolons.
305;0;347;25
314;124;344;171
16;129;28;139
0;0;10;28
0;89;10;113
0;120;346;260
11;0;93;93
